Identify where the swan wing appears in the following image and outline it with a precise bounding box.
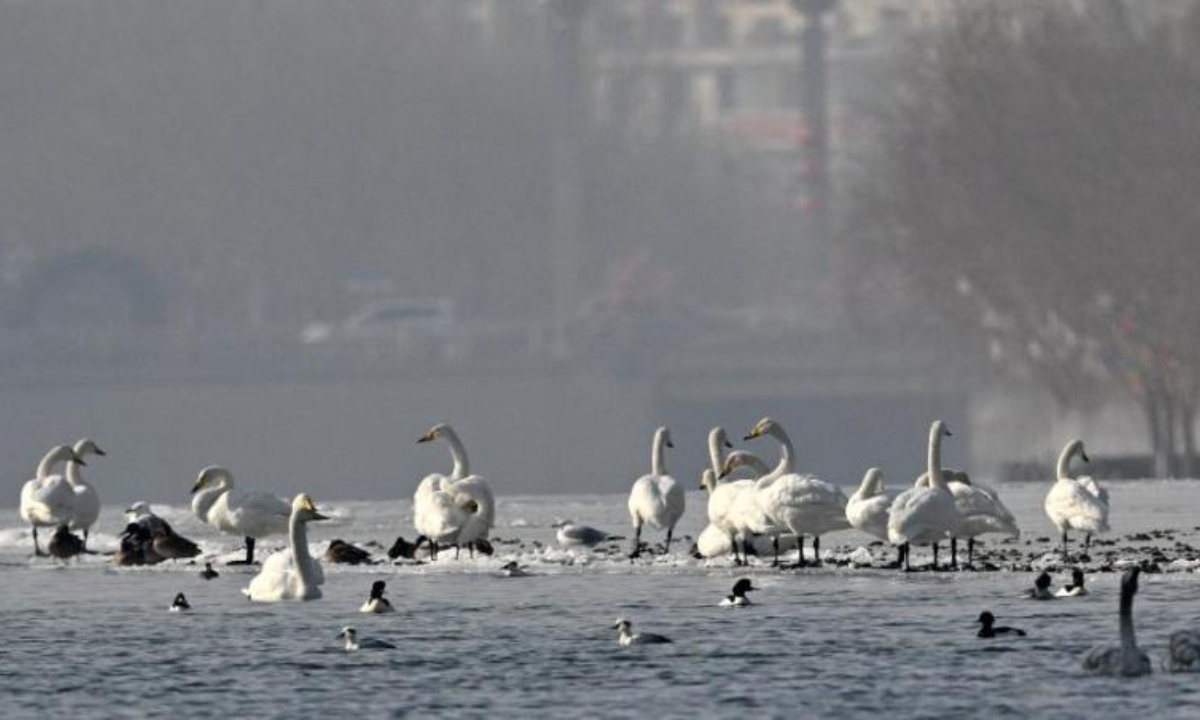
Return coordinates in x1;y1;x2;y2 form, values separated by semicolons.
695;523;733;558
246;549;296;601
888;486;956;544
213;488;291;537
1045;479;1110;533
949;482;1020;538
444;475;496;543
846;492;892;541
21;475;76;525
69;485;101;531
628;475;683;530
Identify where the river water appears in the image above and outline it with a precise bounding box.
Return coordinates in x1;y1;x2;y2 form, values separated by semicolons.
2;481;1200;718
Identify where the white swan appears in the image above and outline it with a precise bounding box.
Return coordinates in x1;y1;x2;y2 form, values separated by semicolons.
1082;567;1151;676
845;467;904;567
744;417;849;566
1167;630;1200;672
66;438;106;546
415;423;495;559
714;450;781;562
915;471;1020;567
19;445;84;556
244;493;328;602
627;426;685;558
888;421;958;570
1045;439;1109;557
191;466;290;564
699;425;752;564
556;521;622;548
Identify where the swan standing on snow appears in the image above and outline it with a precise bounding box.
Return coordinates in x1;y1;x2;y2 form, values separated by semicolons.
712;450;780;562
744;418;849;567
65;438;106;547
888;421;958;571
613;618;672;646
19;445;86;556
916;471;1020;568
1045;439;1109;558
191;466;290;565
626;427;685;558
415;423;495;559
699;426;752;563
243;494;329;602
846;468;903;566
1082;567;1151;676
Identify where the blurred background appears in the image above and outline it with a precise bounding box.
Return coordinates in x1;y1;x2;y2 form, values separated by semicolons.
1;0;1198;503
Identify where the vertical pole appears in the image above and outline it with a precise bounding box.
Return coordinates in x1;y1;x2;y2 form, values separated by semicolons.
547;0;587;360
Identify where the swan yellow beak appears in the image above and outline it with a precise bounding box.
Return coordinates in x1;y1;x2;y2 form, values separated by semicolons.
417;429;437;443
190;474;207;494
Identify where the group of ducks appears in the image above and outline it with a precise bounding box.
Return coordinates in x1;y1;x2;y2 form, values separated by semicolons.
626;417;1110;571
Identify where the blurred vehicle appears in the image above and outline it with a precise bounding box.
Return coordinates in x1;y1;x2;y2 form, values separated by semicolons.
301;298;458;359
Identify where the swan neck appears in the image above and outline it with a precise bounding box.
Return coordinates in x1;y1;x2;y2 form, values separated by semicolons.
289;513;316;585
66;461;87;489
1119;589;1137;653
927;426;945;488
770;426;794;476
1056;443;1077;480
707;429;724;476
443;429;470;479
651;430;668;476
36;450;62;480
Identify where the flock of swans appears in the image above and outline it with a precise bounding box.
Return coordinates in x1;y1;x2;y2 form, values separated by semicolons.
12;418;1196;674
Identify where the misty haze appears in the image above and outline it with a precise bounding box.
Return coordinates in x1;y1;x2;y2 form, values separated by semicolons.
4;1;1200;718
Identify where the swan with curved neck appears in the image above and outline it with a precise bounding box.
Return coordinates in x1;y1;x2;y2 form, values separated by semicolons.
415;423;495;559
1083;568;1151;676
65;438;106;546
627;427;685;558
191;466;290;565
714;450;777;563
1045;438;1108;559
846;468;899;564
887;421;959;570
744;417;849;567
19;445;86;556
244;493;329;602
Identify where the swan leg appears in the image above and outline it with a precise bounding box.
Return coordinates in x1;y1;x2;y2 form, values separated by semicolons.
812;536;821;566
32;526;46;557
931;542;939;571
432;542;439;561
228;537;256;565
895;544;905;569
629;523;642;559
663;528;673;556
950;538;958;569
454;545;461;560
1061;529;1069;559
772;536;780;567
729;532;742;565
1084;533;1092;552
967;538;975;567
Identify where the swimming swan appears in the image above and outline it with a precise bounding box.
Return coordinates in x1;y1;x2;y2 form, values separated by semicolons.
360;580;395;613
1082;567;1151;677
19;445;85;556
243;494;329;602
1045;440;1109;558
1167;630;1200;672
888;421;958;570
613;618;672;646
415;423;495;559
191;466;290;565
627;427;685;558
65;438;106;546
744;417;849;566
